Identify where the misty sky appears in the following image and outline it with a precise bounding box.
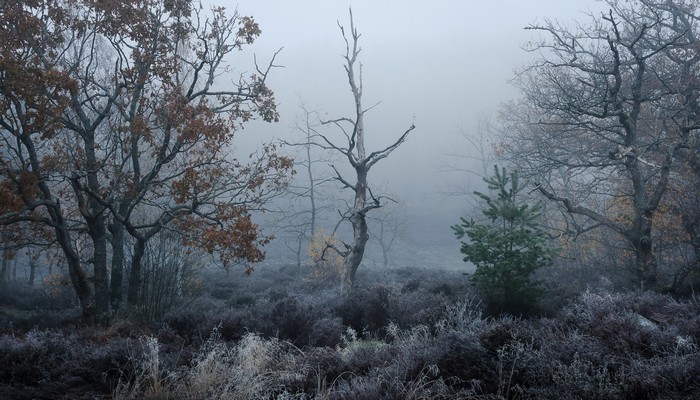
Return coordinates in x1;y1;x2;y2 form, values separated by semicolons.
227;1;605;193
218;0;607;266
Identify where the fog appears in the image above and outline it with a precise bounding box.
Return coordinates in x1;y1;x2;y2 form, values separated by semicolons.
223;0;608;268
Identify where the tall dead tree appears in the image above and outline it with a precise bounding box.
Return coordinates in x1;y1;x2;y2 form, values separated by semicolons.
317;10;415;294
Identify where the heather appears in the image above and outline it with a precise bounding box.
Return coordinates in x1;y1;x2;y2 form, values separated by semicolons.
2;266;699;399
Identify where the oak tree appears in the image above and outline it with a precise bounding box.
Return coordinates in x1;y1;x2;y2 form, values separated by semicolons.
500;0;700;287
0;0;291;323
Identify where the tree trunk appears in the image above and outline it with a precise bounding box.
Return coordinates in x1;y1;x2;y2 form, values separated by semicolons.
86;214;110;325
676;209;700;291
59;234;94;322
339;159;376;294
175;254;184;297
381;244;389;267
632;236;657;286
11;255;17;281
109;219;125;312
340;211;369;294
28;248;36;286
306;141;317;238
127;237;146;307
329;10;414;293
81;134;111;324
680;157;700;289
0;249;9;287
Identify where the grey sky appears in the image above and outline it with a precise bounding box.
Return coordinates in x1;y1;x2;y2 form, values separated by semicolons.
228;0;604;189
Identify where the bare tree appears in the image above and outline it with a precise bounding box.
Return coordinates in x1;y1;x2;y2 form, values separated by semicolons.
367;200;408;267
279;104;338;268
438;115;498;199
501;0;700;287
315;10;415;294
664;136;700;290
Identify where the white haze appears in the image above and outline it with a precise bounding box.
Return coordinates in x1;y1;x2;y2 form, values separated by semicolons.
216;0;607;268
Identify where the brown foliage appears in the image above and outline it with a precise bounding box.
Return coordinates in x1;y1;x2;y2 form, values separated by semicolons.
0;0;290;321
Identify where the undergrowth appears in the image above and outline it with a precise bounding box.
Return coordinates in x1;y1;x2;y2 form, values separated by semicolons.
1;266;699;399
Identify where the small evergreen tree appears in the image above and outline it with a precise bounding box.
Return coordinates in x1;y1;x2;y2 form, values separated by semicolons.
452;166;551;314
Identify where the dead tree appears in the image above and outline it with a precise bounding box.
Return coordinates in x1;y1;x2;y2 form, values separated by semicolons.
317;10;415;294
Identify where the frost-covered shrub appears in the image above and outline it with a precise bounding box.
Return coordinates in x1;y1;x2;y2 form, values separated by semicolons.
161;306;213;340
477;315;536;355
116;330;306;400
435;297;486;335
213;307;255;341
327;366;456;400
8;266;700;399
618;352;700;400
335;285;393;334
267;294;331;345
385;324;441;380
526;353;623;400
339;338;394;376
524;290;700;399
562;290;694;358
246;290;339;346
332;279;468;337
387;287;448;329
0;328;134;399
308;316;345;347
433;330;494;391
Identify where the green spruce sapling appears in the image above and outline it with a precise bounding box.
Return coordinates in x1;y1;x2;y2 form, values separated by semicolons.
452;166;551;314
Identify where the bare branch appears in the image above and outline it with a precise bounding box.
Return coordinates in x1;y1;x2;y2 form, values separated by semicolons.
366;122;416;169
